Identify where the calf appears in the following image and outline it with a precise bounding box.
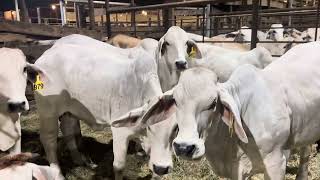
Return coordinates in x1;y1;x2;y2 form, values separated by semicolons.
0;48;31;154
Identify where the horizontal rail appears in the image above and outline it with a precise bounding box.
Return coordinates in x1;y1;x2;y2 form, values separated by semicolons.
108;0;240;13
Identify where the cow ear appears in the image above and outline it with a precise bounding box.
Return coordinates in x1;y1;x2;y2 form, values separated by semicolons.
156;37;165;60
218;88;248;143
25;63;46;83
112;89;176;128
111;105;147;128
187;40;202;59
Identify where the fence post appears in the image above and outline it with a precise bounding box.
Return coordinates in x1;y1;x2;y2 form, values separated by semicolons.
105;0;111;37
88;0;95;29
315;0;320;41
202;6;205;42
37;7;41;24
251;0;259;49
205;4;211;37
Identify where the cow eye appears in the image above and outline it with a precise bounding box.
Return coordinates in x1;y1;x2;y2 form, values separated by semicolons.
161;41;169;55
186;41;193;54
23;67;27;73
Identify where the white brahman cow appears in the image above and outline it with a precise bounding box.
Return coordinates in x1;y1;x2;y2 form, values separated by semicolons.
111;26;274;177
0;48;31;155
156;26;273;91
115;42;320;179
27;34;175;179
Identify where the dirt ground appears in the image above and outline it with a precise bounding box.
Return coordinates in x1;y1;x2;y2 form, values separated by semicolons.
20;110;320;180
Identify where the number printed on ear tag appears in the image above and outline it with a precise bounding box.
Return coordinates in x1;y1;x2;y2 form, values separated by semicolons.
33;75;44;91
188;46;197;58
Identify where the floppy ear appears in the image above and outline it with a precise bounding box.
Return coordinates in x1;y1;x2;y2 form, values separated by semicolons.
25;63;46;83
156;37;165;60
111;105;147;128
112;89;176;128
186;40;202;59
218;88;248;143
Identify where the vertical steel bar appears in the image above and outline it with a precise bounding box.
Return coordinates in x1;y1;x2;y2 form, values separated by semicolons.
202;6;205;42
315;0;320;41
37;7;41;24
105;0;111;37
251;0;259;49
14;0;20;21
206;4;211;37
88;0;95;29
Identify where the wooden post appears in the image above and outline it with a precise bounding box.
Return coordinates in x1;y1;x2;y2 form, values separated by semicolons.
19;0;30;22
14;0;20;21
180;19;183;28
37;7;41;24
251;0;259;49
163;1;173;32
88;0;95;29
105;0;111;37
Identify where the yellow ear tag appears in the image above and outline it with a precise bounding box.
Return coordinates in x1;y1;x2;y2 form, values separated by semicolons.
188;46;197;59
33;75;44;91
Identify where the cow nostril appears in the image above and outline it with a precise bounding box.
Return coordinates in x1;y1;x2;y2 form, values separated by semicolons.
153;164;169;175
186;144;196;156
8;102;26;113
175;61;187;70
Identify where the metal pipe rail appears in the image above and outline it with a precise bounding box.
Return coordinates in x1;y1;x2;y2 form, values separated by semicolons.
108;0;240;13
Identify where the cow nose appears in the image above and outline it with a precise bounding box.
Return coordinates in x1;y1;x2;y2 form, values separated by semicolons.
153;164;170;176
173;142;195;157
8;101;27;113
175;61;187;70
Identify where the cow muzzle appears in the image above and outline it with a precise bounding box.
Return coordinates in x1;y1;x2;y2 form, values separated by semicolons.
7;101;29;113
175;61;188;70
173;142;196;158
153;164;171;176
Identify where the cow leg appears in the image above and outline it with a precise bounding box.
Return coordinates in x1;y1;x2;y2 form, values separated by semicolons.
60;113;83;165
112;127;133;180
296;146;311;180
263;149;286;180
9;118;21;155
60;113;97;169
39;115;64;179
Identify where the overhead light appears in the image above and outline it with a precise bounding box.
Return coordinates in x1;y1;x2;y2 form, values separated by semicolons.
51;5;56;10
142;10;147;16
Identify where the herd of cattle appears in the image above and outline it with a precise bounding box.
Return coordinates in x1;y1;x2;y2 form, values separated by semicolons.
0;24;320;180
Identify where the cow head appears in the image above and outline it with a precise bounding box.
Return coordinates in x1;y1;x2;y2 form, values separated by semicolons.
111;90;177;176
156;26;202;91
112;67;248;161
266;24;284;41
0;48;30;114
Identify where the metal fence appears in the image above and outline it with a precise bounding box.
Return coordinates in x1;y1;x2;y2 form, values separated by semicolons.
103;0;320;55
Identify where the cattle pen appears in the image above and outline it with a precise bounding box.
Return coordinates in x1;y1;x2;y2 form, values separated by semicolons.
2;0;320;180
